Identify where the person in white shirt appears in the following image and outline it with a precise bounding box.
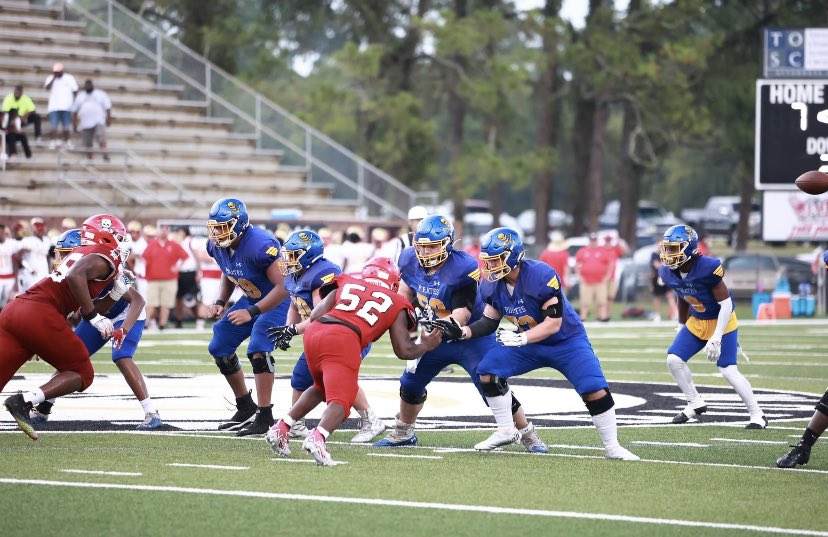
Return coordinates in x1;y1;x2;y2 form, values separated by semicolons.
386;205;428;263
173;227;207;330
72;79;112;161
44;63;78;150
0;223;19;309
126;221;148;300
16;217;51;292
340;227;375;275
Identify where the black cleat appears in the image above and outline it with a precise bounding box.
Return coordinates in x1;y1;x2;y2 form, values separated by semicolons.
236;405;274;437
671;405;708;424
776;442;811;468
218;390;257;431
745;415;768;429
4;393;38;440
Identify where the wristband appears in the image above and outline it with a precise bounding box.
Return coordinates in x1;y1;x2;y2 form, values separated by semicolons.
247;304;262;318
214;299;226;307
81;309;97;321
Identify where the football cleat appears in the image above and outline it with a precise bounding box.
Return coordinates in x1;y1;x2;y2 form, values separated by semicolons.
4;393;38;440
605;444;640;461
288;418;310;439
373;419;417;447
776;442;811;469
303;429;335;466
236;407;274;437
745;414;768;430
218;391;257;431
136;412;162;430
671;402;708;424
519;424;549;454
474;428;521;451
29;405;51;426
265;419;292;457
351;410;386;443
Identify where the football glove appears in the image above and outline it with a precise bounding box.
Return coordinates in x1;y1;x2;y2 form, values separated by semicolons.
108;268;136;302
267;324;298;351
496;327;527;347
111;328;126;349
430;317;464;341
90;314;114;339
704;335;722;362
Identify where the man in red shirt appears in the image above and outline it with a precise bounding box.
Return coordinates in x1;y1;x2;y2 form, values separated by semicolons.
265;257;442;465
143;226;188;330
574;234;612;322
600;234;628;317
1;214;125;440
539;232;569;289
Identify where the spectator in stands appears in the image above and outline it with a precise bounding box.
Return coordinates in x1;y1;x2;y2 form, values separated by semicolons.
0;223;19;310
341;226;374;275
125;222;148;301
11;220;27;240
574;233;612;322
387;205;428;263
540;232;569;289
463;233;483;269
172;227;206;330
72;79;111;162
44;63;78;150
2;108;32;161
143;225;188;331
2;85;41;142
16;217;51;292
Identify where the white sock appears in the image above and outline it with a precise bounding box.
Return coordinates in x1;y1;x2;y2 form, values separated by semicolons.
719;365;762;416
317;426;331;439
46;398;56;404
592;407;620;448
518;423;533;435
357;408;369;419
23;389;45;406
139;398;156;415
666;354;704;406
282;415;296;427
486;391;515;431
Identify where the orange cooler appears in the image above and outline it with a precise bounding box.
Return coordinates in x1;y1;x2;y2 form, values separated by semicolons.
772;293;792;319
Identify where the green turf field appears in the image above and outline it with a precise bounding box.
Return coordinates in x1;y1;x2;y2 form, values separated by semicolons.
2;320;827;536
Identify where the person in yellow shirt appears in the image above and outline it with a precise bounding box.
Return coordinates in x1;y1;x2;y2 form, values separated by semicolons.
2;85;42;141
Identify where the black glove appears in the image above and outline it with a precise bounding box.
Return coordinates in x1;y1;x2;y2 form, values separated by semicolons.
430;317;464;341
267;324;298;351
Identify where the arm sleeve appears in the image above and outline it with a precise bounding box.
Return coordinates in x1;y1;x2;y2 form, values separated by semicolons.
450;280;477;311
468;314;500;338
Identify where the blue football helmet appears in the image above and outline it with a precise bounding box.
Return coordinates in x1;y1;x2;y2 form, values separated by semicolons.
413;215;454;268
660;225;699;269
54;228;82;268
280;230;324;275
207;198;249;248
480;227;525;282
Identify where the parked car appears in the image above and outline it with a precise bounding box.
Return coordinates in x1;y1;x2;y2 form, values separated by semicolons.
516;209;573;237
680;196;761;243
721;253;814;300
599;200;683;238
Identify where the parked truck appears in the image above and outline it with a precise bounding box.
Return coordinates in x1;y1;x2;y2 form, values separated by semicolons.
680;196;761;244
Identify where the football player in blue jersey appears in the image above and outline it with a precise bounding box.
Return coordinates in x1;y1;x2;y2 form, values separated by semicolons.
29;225;162;429
373;216;547;452
658;225;767;429
273;229;386;443
433;227;639;460
776;250;828;468
205;198;291;436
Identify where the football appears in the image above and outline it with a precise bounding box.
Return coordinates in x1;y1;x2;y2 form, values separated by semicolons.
794;170;828;195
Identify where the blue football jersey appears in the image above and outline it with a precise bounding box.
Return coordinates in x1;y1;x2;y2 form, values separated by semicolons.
658;255;730;320
398;247;484;321
94;280;128;320
207;226;281;304
479;259;584;344
285;258;341;321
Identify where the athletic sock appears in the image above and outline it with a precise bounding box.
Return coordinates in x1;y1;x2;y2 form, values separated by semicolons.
719;365;761;416
592;408;620;448
667;355;703;406
802;428;821;448
139;397;157;415
486;391;515;430
317;426;331;439
22;388;45;406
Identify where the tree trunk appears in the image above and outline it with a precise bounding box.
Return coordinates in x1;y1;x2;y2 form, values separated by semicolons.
449;0;468;237
617;99;637;247
586;98;608;232
570;96;594;236
736;169;754;251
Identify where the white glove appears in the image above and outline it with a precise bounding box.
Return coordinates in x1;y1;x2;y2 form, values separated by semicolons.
704;335;722;362
496;327;528;347
108;268;135;301
405;333;424;373
90;313;114;339
675;323;683;333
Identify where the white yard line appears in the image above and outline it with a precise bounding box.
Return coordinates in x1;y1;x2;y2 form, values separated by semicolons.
167;463;249;470
269;458;319;464
367;453;444;460
631;441;710;447
0;478;825;536
61;469;142;476
709;438;791;445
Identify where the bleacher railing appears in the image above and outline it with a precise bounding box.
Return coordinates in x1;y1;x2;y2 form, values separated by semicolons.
47;0;436;219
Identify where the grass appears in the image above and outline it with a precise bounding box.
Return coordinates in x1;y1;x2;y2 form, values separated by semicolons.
2;320;827;536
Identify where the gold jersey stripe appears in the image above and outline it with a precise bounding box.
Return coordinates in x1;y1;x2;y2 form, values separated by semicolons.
547;276;560;290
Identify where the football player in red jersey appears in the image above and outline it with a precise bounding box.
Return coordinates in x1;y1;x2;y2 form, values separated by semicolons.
0;214;126;440
265;257;442;465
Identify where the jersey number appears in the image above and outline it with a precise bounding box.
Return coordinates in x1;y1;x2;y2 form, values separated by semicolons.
416;292;447;317
227;276;262;299
335;283;393;326
683;295;706;313
504;314;538;332
292;296;313;320
48;252;84;283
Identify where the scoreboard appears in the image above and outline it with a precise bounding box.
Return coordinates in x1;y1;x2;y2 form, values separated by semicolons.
754;79;828;190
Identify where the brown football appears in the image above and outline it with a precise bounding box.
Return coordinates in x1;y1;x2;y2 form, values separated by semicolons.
794;170;828;195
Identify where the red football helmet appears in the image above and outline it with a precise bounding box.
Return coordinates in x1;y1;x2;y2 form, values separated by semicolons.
81;214;126;250
361;256;401;292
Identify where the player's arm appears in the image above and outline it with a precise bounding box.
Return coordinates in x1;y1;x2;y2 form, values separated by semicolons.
228;259;289;325
308;289;337;323
448;280;477;326
397;279;415;302
520;296;563;343
433;303;502;341
114;287;145;334
66;254;114;318
389;309;442;359
206;274;234;319
676;294;689;324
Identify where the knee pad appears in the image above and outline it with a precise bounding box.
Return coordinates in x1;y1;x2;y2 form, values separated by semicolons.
817;389;828;417
213;353;241;376
511;393;521;414
718;364;740;383
666;354;685;368
584;390;614;416
400;386;427;405
480;375;509;397
248;352;275;374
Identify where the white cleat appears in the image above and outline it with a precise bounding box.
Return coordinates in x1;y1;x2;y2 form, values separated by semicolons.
303;430;335;466
351;413;386;443
288;419;310;439
605;444;640;461
474;428;521;451
265;421;291;457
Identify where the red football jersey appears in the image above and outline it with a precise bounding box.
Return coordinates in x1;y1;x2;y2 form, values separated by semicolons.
18;243;121;316
323;274;414;348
